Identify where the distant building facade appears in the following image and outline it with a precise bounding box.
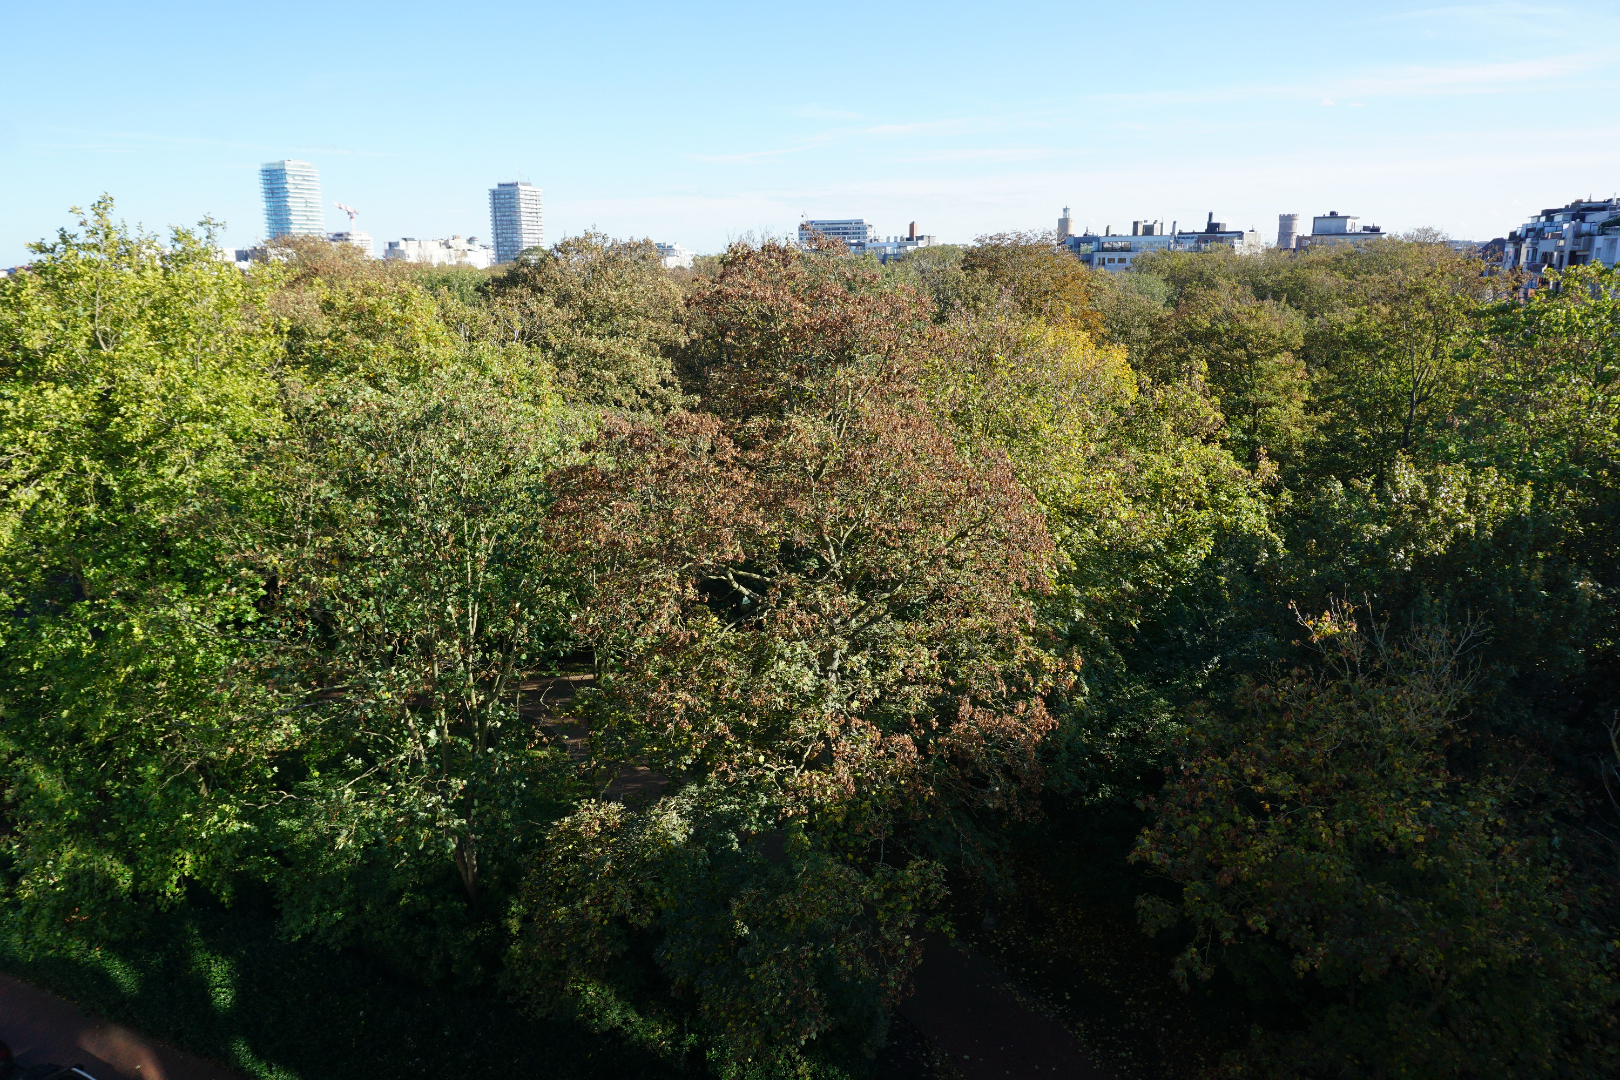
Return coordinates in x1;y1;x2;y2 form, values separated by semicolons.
327;231;373;257
1291;211;1385;249
799;219;877;247
854;222;938;263
261;160;325;239
385;236;495;269
489;181;545;264
1064;213;1262;271
655;242;695;270
1501;198;1620;274
1065;220;1173;271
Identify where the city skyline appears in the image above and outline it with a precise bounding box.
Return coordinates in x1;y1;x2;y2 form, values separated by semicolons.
3;1;1619;263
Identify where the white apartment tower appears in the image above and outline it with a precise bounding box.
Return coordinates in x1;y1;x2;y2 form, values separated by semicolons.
261;160;325;239
489;180;545;264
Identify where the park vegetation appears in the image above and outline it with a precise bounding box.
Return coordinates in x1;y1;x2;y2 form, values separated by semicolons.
2;201;1618;1078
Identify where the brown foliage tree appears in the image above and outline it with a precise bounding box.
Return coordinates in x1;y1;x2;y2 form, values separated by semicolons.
548;399;1061;837
678;239;938;418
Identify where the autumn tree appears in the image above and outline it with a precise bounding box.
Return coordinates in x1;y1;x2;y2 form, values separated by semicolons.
508;240;1066;1065
677;238;937;416
962;230;1103;334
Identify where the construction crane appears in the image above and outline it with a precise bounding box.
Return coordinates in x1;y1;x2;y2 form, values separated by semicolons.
334;202;359;224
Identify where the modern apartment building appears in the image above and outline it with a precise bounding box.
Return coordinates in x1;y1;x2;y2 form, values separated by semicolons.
489;181;545;264
1501;197;1620;274
798;219;877;247
260;160;325;239
385;236;494;269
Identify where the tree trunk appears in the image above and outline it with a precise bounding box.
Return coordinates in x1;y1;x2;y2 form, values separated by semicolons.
453;832;480;903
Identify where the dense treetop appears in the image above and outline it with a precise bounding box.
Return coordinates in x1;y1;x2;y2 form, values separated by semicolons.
2;203;1617;1078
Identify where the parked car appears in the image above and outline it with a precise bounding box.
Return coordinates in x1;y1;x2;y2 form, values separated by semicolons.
0;1040;100;1080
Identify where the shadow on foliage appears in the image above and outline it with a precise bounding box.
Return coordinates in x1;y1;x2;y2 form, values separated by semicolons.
0;906;679;1080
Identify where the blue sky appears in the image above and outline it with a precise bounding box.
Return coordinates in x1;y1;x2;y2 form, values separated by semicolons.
2;1;1617;263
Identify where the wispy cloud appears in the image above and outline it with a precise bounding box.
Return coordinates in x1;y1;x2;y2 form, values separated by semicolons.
793;104;865;120
1332;50;1618;95
1363;2;1614;40
688;144;822;164
20;125;404;158
895;147;1056;164
1065;47;1618;110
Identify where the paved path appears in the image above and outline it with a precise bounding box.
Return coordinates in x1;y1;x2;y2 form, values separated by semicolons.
899;935;1110;1079
0;974;242;1080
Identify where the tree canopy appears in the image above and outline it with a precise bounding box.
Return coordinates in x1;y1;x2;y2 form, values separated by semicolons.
3;205;1617;1078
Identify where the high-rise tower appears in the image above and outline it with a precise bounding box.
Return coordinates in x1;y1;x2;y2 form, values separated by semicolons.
489;180;545;264
260;160;325;239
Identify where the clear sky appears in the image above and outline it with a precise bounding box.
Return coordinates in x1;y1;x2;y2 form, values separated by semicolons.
2;1;1617;263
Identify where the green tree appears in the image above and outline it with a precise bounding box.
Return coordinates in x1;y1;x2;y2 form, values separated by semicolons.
1134;606;1616;1078
0;199;287;929
509;795;945;1072
258;369;576;933
487;232;688;417
1307;249;1493;477
1148;284;1312;470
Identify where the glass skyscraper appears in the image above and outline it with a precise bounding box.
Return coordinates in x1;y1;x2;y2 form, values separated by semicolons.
489;180;544;264
261;160;325;239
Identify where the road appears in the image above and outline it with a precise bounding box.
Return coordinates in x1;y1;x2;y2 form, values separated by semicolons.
0;974;241;1080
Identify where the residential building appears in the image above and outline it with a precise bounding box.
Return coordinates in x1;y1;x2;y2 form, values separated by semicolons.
1064;213;1261;271
385;236;495;269
1065;219;1173;271
327;231;374;257
1181;213;1266;255
489;181;545;264
1501;197;1620;274
655;242;695;270
260;160;325;239
1293;211;1385;249
799;219;877;247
